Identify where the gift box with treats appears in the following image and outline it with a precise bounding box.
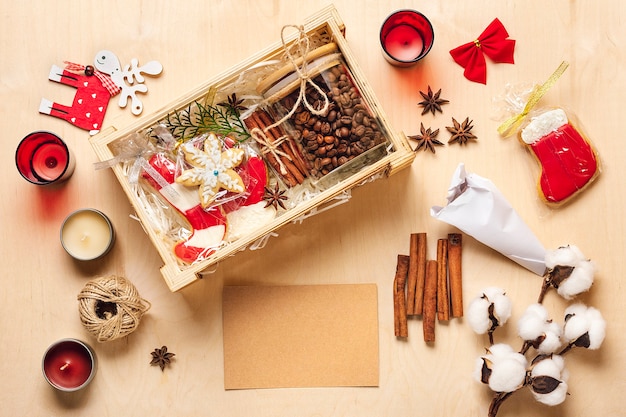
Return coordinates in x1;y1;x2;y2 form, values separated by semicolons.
89;5;416;291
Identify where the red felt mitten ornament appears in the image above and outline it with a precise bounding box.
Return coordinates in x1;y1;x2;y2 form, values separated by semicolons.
40;50;162;135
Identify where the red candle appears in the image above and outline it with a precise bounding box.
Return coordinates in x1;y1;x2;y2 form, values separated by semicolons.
380;10;434;66
15;131;75;185
42;339;96;391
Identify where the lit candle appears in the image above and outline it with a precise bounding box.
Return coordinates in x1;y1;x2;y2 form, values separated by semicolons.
60;209;115;261
42;339;96;391
15;131;75;185
380;10;434;67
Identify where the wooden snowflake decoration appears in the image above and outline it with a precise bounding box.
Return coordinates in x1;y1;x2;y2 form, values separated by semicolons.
176;133;246;208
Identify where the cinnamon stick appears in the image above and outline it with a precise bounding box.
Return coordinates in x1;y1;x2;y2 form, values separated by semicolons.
436;238;450;321
423;260;438;342
448;233;463;318
406;234;418;314
393;254;410;338
256;110;309;179
244;114;299;186
412;233;427;315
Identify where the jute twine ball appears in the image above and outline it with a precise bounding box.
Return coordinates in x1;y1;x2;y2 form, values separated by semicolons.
77;275;151;342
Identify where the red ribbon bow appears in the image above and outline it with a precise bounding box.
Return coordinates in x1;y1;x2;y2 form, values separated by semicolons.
64;61;121;96
449;18;516;84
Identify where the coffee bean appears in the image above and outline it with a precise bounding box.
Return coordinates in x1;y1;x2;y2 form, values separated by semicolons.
274;60;386;179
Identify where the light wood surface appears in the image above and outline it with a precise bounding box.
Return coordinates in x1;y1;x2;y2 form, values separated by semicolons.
1;1;624;416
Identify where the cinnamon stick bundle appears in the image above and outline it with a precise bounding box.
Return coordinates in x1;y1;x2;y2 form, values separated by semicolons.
406;233;426;315
448;233;463;318
423;260;438;342
393;254;410;338
244;110;308;186
437;238;450;321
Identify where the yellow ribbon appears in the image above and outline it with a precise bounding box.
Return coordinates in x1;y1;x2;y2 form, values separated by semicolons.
497;61;569;137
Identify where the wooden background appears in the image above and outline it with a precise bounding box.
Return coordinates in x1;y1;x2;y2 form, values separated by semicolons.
1;1;623;416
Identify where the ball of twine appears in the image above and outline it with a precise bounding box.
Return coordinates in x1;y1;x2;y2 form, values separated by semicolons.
77;275;151;342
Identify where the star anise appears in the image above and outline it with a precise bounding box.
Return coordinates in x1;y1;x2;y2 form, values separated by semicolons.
263;183;288;210
418;86;449;116
409;123;443;154
446;117;477;145
218;93;248;115
150;346;175;371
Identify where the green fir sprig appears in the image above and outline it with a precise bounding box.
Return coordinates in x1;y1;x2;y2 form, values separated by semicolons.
161;91;250;142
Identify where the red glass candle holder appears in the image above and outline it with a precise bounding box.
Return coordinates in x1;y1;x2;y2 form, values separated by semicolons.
42;338;97;392
380;10;434;67
15;131;75;185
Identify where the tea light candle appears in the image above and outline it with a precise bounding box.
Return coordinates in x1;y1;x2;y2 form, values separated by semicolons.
42;339;96;391
380;10;434;67
60;209;115;261
15;131;75;185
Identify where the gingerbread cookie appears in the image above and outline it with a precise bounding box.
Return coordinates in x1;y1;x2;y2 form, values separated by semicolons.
176;133;246;208
520;108;600;206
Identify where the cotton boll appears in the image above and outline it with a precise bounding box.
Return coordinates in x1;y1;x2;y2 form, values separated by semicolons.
532;354;565;378
468;296;492;334
484;344;528;393
530;355;569;406
537;321;563;354
477;344;528;392
482;287;512;325
585;307;606;349
563;304;590;341
556;259;595;299
545;245;585;269
563;304;606;350
488;343;517;358
489;358;527;392
492;293;512;325
533;381;568;406
518;303;549;340
473;356;488;383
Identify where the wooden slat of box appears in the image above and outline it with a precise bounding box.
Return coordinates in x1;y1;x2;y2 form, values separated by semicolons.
89;5;415;291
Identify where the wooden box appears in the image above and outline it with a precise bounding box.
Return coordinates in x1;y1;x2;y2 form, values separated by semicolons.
89;5;416;291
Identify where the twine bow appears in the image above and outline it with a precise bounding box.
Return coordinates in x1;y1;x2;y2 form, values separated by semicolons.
449;18;516;84
497;61;569;137
264;25;330;132
64;61;121;96
249;127;291;175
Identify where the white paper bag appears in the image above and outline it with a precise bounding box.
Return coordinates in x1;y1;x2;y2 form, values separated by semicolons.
430;163;547;275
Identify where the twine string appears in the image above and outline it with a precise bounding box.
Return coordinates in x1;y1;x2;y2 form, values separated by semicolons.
264;25;330;133
249;127;291;174
77;275;151;343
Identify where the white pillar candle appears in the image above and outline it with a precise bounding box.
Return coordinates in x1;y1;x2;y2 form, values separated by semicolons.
60;209;115;261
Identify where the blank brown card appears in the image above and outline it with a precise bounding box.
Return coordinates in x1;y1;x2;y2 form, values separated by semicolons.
222;284;379;389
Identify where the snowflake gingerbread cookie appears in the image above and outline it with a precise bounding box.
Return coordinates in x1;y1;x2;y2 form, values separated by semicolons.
40;50;162;135
141;133;274;264
176;133;246;208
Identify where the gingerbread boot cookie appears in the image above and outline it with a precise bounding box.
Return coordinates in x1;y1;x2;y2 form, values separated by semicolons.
520;108;599;206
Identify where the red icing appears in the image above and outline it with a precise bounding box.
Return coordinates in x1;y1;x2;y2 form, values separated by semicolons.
142;153;227;263
221;155;268;213
528;123;598;204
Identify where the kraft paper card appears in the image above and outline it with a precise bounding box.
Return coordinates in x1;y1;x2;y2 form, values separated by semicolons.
222;284;379;389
